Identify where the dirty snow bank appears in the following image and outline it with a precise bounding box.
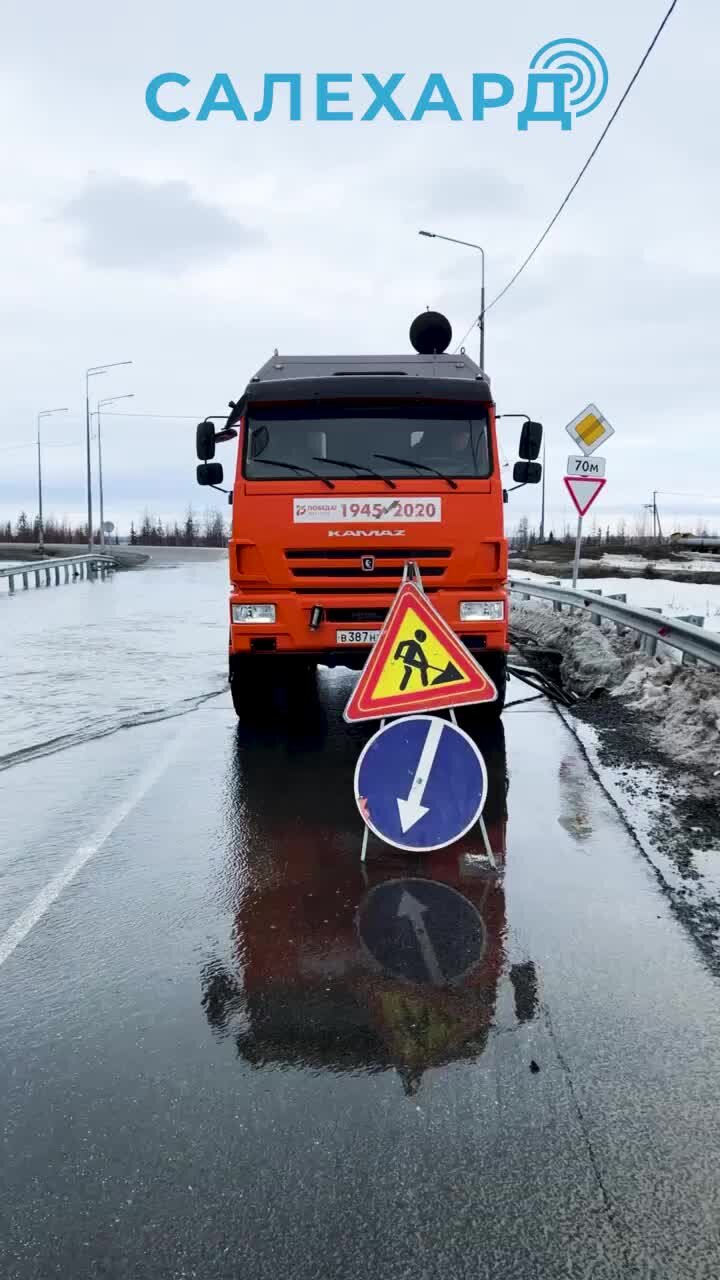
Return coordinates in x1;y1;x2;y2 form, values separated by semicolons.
510;600;633;697
613;662;720;777
511;599;720;776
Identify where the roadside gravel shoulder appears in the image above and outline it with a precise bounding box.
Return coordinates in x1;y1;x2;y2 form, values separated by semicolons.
511;598;720;973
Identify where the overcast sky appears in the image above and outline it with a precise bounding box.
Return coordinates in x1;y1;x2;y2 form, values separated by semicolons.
1;0;718;537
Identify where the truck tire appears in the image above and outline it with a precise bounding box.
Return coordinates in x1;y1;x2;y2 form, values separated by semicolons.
484;653;507;715
229;655;265;719
229;655;317;719
459;652;507;729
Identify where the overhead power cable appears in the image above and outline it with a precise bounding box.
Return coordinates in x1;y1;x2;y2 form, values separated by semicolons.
455;0;681;349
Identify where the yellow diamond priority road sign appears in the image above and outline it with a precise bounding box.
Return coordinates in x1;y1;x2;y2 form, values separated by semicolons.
565;404;615;457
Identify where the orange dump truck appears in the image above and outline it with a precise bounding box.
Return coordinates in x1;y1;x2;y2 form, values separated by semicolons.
196;312;542;716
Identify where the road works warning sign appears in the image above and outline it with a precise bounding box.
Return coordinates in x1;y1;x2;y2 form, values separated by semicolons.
343;581;497;722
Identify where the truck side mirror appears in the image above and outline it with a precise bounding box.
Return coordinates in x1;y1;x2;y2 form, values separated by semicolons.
513;461;542;485
197;462;224;486
519;421;543;460
196;421;216;460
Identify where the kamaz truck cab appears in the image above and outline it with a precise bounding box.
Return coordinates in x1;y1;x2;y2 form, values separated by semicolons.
196;311;542;716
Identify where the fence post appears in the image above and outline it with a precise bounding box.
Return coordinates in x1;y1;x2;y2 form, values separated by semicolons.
586;588;603;625
8;573;15;594
606;594;627;634
676;615;704;665
644;608;663;657
22;572;29;590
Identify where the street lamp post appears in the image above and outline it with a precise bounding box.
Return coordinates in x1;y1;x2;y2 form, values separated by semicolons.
36;408;68;549
85;362;132;551
95;394;134;547
419;230;486;371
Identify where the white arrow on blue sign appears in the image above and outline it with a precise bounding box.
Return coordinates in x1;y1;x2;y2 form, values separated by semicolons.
354;715;488;853
357;878;486;985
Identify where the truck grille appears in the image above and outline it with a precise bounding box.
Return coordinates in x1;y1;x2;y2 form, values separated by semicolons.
285;547;451;580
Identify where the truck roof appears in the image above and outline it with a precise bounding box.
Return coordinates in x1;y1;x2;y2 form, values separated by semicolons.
250;351;485;382
232;351;492;417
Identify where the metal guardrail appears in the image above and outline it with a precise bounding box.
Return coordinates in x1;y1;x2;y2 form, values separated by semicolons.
509;576;720;670
1;554;116;594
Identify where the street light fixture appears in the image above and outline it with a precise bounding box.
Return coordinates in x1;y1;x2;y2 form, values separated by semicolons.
85;362;132;551
418;229;486;372
95;394;134;547
36;407;69;550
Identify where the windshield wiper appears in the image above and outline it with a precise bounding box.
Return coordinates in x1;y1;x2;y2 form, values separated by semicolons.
373;453;458;490
312;456;397;489
250;458;335;489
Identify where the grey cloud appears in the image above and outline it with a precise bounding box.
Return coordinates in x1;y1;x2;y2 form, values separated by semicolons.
60;175;263;271
400;166;526;219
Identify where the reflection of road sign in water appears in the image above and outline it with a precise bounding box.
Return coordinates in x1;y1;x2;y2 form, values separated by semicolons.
565;403;614;457
357;878;486;985
344;581;496;722
354;715;488;852
564;475;606;517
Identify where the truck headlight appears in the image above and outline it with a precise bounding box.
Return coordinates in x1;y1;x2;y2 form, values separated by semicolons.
460;601;504;622
232;604;276;623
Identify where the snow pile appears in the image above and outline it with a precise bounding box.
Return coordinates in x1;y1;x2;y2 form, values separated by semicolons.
613;661;720;776
511;597;720;777
510;600;633;697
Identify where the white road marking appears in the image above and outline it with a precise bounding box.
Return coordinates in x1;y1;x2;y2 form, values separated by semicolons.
0;734;182;969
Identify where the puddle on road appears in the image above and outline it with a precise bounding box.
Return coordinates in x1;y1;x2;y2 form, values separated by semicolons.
201;698;540;1094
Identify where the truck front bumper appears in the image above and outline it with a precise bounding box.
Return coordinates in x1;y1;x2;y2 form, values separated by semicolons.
229;588;508;667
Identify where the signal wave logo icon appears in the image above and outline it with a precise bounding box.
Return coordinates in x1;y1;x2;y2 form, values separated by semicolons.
527;38;609;125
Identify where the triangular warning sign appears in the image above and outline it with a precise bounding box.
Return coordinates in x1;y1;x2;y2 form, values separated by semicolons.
563;475;606;517
343;581;497;723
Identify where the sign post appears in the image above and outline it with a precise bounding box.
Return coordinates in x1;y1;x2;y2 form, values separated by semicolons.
348;563;496;870
564;404;615;589
564;477;607;586
571;513;583;589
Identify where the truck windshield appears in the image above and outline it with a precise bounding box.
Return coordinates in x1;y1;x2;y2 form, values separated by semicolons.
243;404;491;480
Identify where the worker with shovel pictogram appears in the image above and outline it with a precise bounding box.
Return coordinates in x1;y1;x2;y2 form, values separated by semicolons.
393;630;462;691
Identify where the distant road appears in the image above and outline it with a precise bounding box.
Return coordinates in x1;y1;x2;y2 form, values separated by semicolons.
0;541;227;567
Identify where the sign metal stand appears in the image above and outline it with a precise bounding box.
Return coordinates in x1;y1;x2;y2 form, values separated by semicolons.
357;563;497;872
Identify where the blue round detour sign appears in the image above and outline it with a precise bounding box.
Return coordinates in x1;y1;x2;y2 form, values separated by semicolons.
354;715;487;853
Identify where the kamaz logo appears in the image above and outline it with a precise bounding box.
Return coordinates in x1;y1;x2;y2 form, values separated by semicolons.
328;529;407;537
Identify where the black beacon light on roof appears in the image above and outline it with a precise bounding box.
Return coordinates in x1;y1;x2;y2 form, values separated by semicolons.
409;311;453;355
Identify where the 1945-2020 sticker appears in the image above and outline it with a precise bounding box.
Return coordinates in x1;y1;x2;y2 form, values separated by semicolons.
293;498;442;523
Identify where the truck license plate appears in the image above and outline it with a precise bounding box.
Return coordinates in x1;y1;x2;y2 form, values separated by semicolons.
336;629;380;645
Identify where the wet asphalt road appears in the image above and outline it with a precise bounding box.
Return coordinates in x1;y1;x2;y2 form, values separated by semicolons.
3;672;720;1278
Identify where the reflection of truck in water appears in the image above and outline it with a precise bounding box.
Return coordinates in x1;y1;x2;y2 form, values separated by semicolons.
195;311;543;716
201;719;538;1093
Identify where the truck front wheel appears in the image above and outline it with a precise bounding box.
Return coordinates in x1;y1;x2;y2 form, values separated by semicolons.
229;655;264;719
229;655;317;719
460;652;507;727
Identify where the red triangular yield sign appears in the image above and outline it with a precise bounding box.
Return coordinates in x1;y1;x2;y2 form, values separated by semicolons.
343;580;497;723
564;475;606;517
